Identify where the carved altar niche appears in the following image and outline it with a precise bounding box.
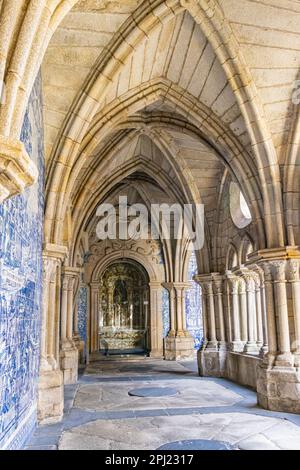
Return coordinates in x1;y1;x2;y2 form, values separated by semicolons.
99;262;150;353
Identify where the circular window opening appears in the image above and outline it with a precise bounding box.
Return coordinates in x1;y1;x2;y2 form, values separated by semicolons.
229;182;252;229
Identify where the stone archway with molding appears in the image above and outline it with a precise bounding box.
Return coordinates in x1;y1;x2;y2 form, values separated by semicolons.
2;0;300;450
87;249;166;360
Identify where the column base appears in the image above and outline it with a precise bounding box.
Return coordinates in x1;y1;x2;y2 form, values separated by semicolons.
259;345;268;358
198;348;228;377
257;363;300;413
244;342;260;354
164;336;195;361
150;350;164;359
230;341;245;353
37;369;64;425
205;341;219;351
60;345;79;385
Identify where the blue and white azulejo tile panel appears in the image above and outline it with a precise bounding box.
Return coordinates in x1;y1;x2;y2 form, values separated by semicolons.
0;72;44;449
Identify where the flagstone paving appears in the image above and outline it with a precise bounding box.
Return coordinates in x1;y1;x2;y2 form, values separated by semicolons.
25;357;300;451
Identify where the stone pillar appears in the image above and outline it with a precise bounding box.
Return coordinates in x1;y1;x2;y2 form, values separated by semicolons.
196;274;227;377
242;271;259;354
60;267;80;385
251;248;300;414
38;244;67;425
238;279;248;345
202;280;218;350
164;282;194;360
60;277;68;344
253;273;264;350
227;275;244;352
288;260;300;367
149;282;164;358
271;261;293;367
213;276;227;350
253;266;268;357
261;262;277;362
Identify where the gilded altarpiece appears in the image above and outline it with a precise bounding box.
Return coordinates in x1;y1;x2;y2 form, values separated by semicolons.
99;263;149;353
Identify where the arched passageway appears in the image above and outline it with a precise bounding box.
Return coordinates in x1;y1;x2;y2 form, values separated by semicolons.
1;0;300;450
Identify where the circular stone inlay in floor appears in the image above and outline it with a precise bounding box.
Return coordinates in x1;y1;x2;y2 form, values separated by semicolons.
128;387;178;397
157;440;237;451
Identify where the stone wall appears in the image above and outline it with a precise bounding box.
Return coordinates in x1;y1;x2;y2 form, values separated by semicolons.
0;74;44;449
227;353;260;390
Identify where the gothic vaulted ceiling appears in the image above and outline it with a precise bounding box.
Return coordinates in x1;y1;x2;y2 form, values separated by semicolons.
40;0;300;251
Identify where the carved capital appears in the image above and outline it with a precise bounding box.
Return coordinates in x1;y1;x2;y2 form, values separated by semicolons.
240;270;256;291
211;274;223;295
261;262;273;282
287;259;300;282
0;135;38;202
42;257;58;284
238;278;246;295
202;281;213;296
226;275;240;294
43;243;68;262
62;277;69;291
270;260;287;282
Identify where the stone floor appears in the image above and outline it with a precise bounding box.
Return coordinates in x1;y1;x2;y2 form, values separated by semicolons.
25;356;300;450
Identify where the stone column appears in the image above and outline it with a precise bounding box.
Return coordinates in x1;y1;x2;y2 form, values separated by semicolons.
227;275;244;352
197;274;227;377
164;282;194;360
202;280;218;350
271;261;293;367
40;256;56;372
149;282;164;358
261;262;277;362
251;247;300;414
198;278;208;348
238;279;248;345
242;272;259;354
288;260;300;367
253;273;264;350
47;264;58;369
38;244;67;425
60;267;80;385
253;265;268;357
212;276;227;350
60;277;69;345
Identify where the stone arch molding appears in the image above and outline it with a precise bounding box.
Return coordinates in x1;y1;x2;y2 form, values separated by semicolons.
0;0;79;202
284;89;300;246
43;0;284;248
45;80;265;251
87;247;165;358
90;251;164;285
0;0;285;247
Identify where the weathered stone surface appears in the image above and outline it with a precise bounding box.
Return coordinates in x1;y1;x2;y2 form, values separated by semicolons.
164;337;195;361
37;370;64;425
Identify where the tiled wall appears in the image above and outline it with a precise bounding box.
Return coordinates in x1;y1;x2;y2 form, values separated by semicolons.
162;251;203;349
0;74;44;449
162;288;170;338
78;284;88;361
185;251;203;349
